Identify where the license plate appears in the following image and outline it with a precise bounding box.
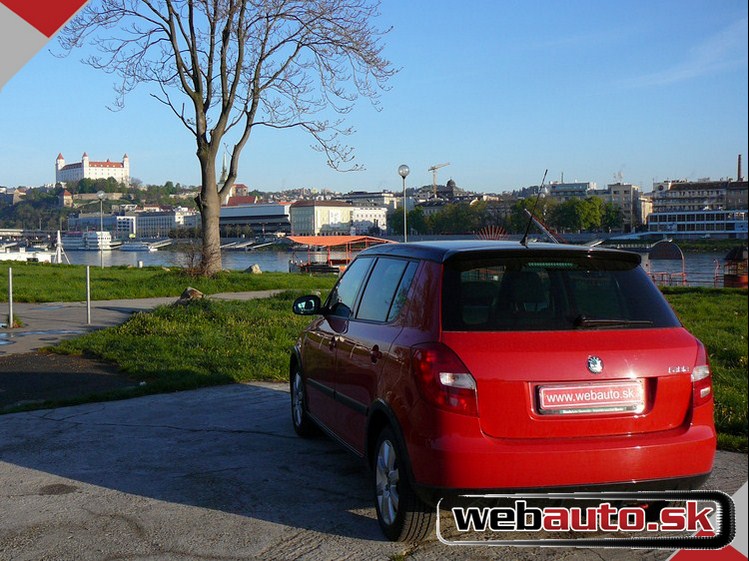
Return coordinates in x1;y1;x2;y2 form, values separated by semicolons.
537;380;645;415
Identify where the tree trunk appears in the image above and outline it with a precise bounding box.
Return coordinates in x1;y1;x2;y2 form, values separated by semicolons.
198;154;223;276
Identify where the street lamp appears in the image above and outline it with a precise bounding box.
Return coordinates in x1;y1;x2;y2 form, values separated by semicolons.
398;164;410;242
97;190;106;268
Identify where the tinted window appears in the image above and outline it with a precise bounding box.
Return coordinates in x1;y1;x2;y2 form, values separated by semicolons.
326;257;373;318
388;261;418;322
357;258;410;322
442;254;680;331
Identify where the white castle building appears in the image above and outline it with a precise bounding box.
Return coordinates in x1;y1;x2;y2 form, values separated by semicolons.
56;152;130;184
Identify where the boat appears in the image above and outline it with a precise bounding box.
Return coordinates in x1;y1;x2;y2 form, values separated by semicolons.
287;235;395;273
119;241;158;252
60;231;119;251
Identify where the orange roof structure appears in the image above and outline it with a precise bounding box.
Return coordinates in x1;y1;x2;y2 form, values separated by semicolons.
286;235;394;248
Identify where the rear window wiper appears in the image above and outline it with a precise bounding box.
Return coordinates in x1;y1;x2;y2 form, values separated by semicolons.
572;315;654;329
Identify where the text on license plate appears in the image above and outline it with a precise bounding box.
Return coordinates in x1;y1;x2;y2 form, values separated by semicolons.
537;380;645;415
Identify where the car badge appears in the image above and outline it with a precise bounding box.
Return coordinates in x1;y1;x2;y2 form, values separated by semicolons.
587;356;603;374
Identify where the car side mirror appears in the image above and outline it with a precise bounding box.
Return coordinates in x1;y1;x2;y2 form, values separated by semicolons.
292;295;322;316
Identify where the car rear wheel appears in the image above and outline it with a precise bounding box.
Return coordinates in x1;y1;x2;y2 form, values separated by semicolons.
374;427;433;542
290;367;317;437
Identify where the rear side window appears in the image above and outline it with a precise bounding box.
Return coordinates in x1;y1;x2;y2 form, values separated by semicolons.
442;254;680;331
357;258;415;322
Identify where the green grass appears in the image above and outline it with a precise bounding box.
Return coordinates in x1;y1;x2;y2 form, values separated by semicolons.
54;292;321;390
0;261;336;302
661;287;748;452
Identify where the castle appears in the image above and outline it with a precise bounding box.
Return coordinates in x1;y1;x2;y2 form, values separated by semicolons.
56;152;130;185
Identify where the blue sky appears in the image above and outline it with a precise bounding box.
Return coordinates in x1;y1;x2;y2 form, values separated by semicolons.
0;0;747;193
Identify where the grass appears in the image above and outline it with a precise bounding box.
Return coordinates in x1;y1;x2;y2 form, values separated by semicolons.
0;261;337;302
661;287;748;452
53;292;321;390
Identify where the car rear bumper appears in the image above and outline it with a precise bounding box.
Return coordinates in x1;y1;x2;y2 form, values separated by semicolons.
405;408;716;496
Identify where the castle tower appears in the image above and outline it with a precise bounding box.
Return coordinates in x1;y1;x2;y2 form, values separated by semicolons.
82;152;89;176
123;153;130;183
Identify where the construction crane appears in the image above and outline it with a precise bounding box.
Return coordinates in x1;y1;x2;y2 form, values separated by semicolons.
428;162;450;198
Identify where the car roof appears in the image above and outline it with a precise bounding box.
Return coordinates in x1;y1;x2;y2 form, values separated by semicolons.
358;240;641;264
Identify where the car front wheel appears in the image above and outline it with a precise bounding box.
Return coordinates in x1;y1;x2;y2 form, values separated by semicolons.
374;427;434;542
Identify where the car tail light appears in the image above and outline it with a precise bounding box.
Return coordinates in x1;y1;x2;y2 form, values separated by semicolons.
411;343;478;416
691;342;713;407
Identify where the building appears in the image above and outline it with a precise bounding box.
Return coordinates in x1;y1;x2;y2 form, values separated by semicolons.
290;200;353;235
340;190;400;211
351;205;387;235
647;179;748;239
547;181;596;202
68;208;198;238
600;182;643;230
220;203;292;236
134;209;197;237
58;189;73;208
56;152;130;185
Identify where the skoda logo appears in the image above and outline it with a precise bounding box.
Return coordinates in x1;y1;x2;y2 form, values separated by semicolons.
587;356;604;374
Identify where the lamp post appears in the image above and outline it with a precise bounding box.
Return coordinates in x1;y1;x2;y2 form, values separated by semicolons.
398;164;410;242
97;190;106;269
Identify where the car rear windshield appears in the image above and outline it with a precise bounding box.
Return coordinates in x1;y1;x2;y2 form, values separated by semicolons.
442;253;680;331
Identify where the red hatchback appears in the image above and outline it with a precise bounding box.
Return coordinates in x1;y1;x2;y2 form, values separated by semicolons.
290;241;716;541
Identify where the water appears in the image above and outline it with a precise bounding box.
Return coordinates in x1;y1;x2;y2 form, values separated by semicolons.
647;252;726;287
62;247;730;286
63;247;348;273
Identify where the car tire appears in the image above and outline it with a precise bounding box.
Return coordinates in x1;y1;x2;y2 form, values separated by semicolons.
374;427;434;542
290;367;317;437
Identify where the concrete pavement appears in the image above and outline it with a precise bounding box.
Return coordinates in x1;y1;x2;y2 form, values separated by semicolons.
1;383;745;561
0;291;281;355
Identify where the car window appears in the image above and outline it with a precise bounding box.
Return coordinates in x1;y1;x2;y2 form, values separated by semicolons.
442;254;680;331
387;261;419;322
326;257;373;318
357;258;411;322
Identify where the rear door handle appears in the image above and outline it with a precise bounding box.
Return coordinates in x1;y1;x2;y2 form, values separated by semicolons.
370;345;383;363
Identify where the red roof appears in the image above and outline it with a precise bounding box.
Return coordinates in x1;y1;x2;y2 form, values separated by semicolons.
227;195;259;206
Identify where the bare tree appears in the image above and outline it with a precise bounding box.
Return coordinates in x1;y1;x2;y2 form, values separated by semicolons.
59;0;396;275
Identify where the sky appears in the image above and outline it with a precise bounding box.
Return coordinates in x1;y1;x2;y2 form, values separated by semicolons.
0;0;747;194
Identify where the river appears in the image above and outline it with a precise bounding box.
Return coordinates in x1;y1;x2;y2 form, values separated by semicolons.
61;246;731;287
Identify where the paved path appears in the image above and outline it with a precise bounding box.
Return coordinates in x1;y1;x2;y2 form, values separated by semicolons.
0;291;281;355
1;383;745;561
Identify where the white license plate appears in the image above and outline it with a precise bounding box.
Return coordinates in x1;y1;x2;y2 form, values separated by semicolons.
538;380;645;415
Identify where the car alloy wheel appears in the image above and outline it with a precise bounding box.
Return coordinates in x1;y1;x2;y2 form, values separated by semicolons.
373;428;433;541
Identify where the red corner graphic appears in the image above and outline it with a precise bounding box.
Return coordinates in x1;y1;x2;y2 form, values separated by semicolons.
1;0;89;37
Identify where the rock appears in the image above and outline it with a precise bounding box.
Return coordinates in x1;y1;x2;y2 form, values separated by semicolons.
245;264;262;274
175;286;204;305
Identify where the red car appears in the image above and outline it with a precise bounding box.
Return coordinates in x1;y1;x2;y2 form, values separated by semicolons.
290;241;716;541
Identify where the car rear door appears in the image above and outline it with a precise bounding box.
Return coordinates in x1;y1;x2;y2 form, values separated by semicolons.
333;257;419;453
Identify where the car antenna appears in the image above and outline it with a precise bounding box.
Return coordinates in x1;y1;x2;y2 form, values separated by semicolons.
520;169;548;248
